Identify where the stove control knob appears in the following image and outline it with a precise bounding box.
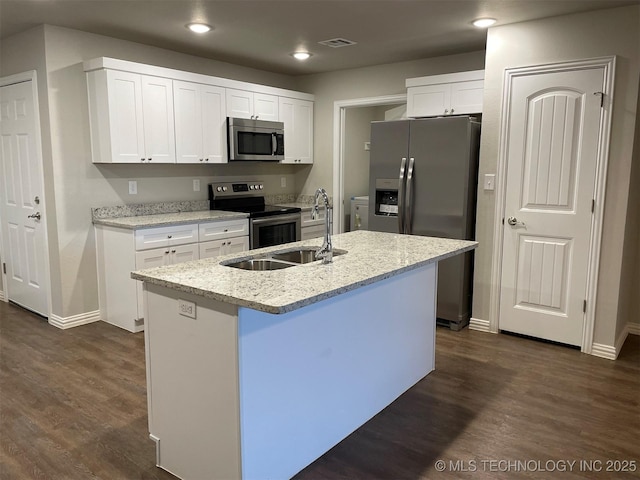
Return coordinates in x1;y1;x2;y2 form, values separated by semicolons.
259;184;264;190
222;186;228;192
216;186;222;192
249;185;254;190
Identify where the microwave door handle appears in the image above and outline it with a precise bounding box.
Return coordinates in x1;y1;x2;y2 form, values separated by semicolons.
272;133;277;156
405;157;415;234
398;157;407;234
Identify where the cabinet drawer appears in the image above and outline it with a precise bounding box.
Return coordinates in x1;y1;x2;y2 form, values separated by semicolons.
301;224;325;240
135;223;199;250
199;218;249;242
301;208;325;227
199;236;249;260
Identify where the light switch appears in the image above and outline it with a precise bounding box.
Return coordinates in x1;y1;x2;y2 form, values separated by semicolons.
193;179;200;192
483;174;496;191
128;180;138;195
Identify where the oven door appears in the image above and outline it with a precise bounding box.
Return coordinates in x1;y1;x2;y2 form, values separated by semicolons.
250;213;301;249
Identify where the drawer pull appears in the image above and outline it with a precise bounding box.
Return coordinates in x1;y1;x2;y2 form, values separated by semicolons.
168;235;172;238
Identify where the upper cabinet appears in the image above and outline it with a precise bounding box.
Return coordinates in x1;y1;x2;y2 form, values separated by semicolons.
174;81;226;164
84;57;314;164
406;70;484;118
87;69;175;163
279;97;314;164
226;89;278;121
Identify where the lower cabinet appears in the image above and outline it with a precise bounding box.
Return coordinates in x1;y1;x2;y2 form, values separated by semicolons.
96;218;248;333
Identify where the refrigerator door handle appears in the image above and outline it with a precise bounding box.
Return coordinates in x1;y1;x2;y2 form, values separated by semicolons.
398;157;407;233
405;157;415;234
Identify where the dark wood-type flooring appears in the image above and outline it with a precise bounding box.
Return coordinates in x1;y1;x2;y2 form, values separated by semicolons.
1;300;639;479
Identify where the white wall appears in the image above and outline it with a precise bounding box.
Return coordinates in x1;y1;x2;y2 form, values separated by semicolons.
475;5;640;347
1;25;305;318
295;51;486;196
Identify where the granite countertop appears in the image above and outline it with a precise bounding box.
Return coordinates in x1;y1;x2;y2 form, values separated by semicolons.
93;210;249;229
131;230;477;314
273;202;315;212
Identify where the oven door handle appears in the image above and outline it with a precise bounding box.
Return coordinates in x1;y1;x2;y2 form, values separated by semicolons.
251;213;301;225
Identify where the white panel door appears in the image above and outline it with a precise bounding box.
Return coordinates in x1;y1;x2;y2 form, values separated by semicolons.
407;84;450;117
226;89;253;119
499;67;604;346
141;75;175;163
0;80;48;316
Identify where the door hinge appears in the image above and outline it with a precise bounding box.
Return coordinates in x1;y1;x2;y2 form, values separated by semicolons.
583;300;587;313
2;263;5;275
594;91;604;108
591;199;595;213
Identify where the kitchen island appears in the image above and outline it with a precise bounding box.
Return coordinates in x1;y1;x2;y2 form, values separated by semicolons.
132;230;476;480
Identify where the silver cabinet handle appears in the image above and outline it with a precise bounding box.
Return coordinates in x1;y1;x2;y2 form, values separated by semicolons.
507;216;525;227
450;108;455;114
34;196;40;204
147;158;152;162
404;157;415;234
444;109;449;114
27;212;41;220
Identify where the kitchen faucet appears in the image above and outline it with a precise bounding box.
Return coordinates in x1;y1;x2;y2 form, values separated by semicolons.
312;187;333;264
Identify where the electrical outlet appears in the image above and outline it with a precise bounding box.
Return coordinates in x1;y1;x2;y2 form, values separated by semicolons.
193;179;200;192
483;174;496;191
178;299;196;319
281;177;286;188
364;142;371;151
128;180;137;195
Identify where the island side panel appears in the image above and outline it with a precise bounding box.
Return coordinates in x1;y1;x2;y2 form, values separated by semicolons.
144;283;242;480
237;263;437;480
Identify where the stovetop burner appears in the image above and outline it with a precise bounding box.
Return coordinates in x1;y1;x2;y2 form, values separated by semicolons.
208;181;301;218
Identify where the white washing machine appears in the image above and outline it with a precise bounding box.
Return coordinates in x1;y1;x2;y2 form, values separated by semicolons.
350;196;369;231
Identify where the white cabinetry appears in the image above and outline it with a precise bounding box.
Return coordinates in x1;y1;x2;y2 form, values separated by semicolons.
301;208;326;240
173;81;227;164
95;218;248;333
279;98;314;164
226;89;279;121
406;70;484;118
87;69;175;163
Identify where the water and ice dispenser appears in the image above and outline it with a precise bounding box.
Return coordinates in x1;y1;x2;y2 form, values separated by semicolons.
374;179;399;216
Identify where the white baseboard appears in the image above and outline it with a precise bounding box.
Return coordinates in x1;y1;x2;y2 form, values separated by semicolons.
469;317;492;333
590;322;638;360
0;289;4;302
49;310;101;329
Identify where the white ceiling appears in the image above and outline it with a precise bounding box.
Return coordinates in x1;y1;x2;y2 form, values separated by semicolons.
1;0;637;75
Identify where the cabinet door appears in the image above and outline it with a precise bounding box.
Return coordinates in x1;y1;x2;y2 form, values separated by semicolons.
450;80;484;115
106;70;145;163
199;239;226;259
136;247;170;269
407;84;451;117
170;243;199;264
226;89;253;119
174;80;203;163
253;93;278;121
201;85;227;163
141;76;175;163
279;98;313;164
225;236;249;256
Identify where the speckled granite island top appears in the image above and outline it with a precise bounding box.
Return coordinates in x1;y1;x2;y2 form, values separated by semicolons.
93;210;248;229
132;230;477;314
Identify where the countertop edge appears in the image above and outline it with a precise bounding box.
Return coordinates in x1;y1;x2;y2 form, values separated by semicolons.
131;242;477;314
93;211;249;229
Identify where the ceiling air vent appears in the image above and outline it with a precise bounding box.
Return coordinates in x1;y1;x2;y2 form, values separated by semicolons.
318;38;357;48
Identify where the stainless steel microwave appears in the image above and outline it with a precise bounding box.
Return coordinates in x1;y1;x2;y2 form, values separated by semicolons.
227;117;285;161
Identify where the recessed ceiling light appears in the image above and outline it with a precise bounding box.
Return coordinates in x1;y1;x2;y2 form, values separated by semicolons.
291;52;312;61
472;18;497;28
186;23;213;34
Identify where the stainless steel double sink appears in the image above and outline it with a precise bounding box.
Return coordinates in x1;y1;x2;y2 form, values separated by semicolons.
222;247;346;271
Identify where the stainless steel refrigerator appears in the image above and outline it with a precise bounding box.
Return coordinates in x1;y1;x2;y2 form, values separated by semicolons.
368;116;480;329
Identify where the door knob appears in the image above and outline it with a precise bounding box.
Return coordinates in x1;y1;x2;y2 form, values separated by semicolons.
507;216;525;227
28;212;41;220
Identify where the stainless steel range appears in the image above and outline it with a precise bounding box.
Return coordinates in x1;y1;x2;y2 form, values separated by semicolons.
208;181;301;249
